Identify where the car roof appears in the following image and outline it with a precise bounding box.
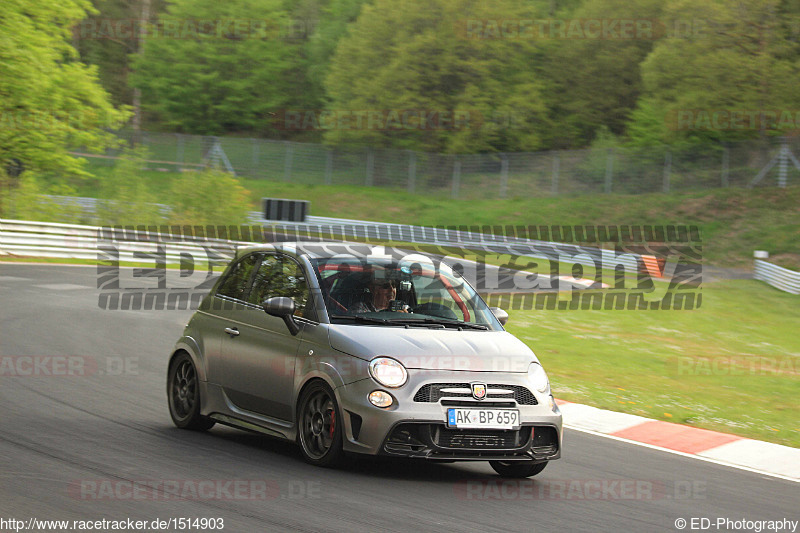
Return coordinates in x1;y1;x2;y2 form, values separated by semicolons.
237;241;395;260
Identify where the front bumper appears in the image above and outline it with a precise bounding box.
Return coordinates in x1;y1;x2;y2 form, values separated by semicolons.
336;370;563;461
380;421;560;461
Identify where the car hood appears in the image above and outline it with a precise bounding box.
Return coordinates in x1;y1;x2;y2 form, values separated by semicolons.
328;325;536;372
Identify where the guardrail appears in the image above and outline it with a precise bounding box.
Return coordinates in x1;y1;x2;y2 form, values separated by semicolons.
0;219;239;263
754;258;800;295
2;216;643;273
0;218;611;292
257;215;647;272
9;213;796;295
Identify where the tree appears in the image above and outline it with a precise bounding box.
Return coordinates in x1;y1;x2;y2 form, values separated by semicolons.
324;0;551;153
628;0;800;144
74;0;167;109
130;0;311;135
538;0;666;148
0;0;129;204
305;0;371;107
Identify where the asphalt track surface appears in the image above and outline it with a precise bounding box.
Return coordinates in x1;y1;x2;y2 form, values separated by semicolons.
1;264;798;533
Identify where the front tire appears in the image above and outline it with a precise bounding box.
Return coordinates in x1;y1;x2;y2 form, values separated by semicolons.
167;353;215;431
297;381;344;467
490;460;547;478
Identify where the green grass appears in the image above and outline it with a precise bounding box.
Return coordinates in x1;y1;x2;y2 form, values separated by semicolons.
504;279;800;447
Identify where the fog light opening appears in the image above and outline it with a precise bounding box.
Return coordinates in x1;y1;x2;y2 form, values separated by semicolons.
369;390;393;408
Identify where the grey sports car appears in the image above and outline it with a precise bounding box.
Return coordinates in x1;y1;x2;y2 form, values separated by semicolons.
167;242;562;477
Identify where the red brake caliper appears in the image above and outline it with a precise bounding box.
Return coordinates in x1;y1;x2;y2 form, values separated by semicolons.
329;409;336;438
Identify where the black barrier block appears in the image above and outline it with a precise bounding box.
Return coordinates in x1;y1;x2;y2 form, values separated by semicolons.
262;198;309;222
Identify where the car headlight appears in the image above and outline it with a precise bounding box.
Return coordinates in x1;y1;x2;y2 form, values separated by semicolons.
528;362;549;393
369;357;408;388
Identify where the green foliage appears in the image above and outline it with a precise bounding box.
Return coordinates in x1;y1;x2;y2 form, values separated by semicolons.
539;0;666;147
324;0;550;153
626;99;672;147
576;128;669;194
630;0;800;144
130;0;310;135
574;127;622;191
4;172;86;224
168;169;253;225
75;0;167;108
305;0;371;106
0;0;130;180
68;0;800;151
96;148;165;225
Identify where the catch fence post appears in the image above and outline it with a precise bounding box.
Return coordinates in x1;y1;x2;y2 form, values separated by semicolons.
551;152;560;196
604;147;614;193
499;153;509;198
451;158;461;199
283;141;293;182
408;151;416;194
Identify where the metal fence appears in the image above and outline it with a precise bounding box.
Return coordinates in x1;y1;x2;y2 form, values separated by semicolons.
79;132;800;199
754;259;800;295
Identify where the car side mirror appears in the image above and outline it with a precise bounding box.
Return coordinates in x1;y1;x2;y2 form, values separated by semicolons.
490;307;509;326
263;296;300;336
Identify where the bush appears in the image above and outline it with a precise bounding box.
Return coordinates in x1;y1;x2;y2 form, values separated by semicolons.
3;171;86;223
96;148;165;226
168;168;253;225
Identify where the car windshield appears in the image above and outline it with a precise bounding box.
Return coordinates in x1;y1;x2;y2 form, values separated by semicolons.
308;253;501;330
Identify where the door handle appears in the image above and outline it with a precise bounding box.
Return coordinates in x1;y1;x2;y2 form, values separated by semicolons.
224;327;240;337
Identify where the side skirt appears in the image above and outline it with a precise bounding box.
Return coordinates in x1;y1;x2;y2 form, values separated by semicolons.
201;381;296;442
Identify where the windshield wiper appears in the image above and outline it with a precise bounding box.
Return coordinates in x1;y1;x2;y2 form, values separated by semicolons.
330;315;395;326
384;317;489;330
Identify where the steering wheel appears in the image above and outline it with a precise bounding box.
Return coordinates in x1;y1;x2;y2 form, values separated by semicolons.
410;302;459;320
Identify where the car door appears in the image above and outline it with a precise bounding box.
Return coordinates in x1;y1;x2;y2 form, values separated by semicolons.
202;252;261;384
218;253;311;421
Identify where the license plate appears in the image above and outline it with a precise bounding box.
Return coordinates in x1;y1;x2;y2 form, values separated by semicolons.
447;408;520;429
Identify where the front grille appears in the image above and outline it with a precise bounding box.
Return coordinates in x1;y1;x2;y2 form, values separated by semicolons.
440;400;516;408
413;383;538;405
432;426;529;449
384;424;540;455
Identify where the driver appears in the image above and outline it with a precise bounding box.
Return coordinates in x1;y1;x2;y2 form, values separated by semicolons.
350;274;409;313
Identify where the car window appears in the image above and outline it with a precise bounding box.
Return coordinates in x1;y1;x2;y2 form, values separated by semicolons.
216;253;260;301
310;257;501;329
413;277;453;310
248;255;310;318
